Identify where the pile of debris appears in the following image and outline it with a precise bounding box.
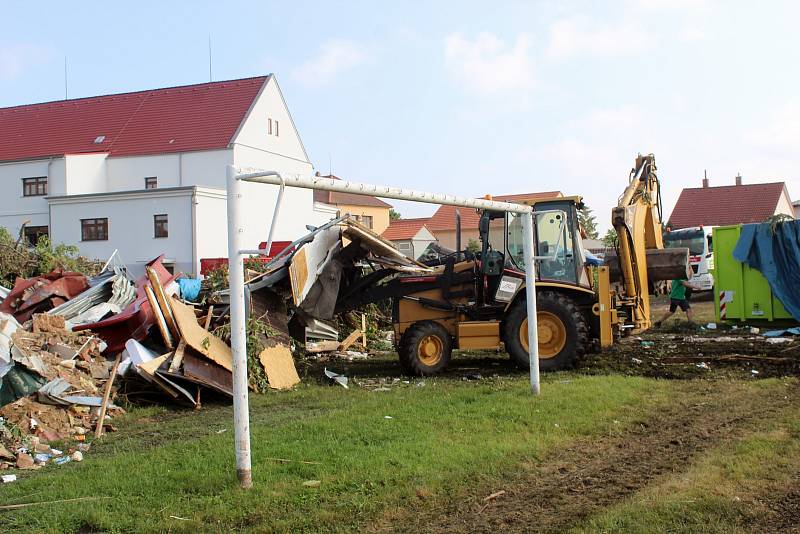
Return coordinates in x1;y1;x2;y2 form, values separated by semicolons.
0;312;117;475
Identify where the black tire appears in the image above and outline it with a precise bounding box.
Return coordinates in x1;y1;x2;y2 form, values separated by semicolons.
398;321;453;375
502;291;589;372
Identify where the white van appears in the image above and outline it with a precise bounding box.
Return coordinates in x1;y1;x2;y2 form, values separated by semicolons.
664;226;715;291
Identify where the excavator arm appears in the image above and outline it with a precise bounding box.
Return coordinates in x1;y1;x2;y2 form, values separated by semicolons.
611;154;664;330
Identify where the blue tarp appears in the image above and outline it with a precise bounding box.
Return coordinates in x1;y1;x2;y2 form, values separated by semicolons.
733;220;800;321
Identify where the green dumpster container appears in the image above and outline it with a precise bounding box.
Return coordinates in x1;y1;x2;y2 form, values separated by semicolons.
712;225;796;323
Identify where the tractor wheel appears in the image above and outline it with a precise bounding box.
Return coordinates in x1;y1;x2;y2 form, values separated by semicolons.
502;291;589;371
398;321;453;375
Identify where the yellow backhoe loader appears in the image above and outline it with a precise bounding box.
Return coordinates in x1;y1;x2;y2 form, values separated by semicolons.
336;154;690;374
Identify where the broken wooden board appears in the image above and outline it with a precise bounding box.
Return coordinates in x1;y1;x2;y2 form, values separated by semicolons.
169;297;233;372
338;330;363;352
306;340;340;354
145;285;174;350
182;352;233;396
168;339;186;373
259;345;300;390
146;267;180;340
137;353;171;377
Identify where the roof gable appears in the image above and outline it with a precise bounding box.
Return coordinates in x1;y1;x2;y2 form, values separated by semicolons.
0;76;268;162
381;218;431;240
668;182;788;229
427;191;563;231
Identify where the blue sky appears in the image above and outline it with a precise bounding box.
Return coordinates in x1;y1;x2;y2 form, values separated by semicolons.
2;0;799;231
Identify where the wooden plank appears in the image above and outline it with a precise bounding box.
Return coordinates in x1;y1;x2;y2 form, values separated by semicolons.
338;330;362;352
138;353;170;377
168;339;186;373
259;345;300;390
305;340;340;353
169;297;233;372
361;314;367;348
146;266;180;340
94;352;122;438
183;352;233;396
145;285;173;350
203;305;214;330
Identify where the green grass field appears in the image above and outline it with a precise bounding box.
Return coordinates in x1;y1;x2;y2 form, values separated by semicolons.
1;343;797;533
2;372;657;533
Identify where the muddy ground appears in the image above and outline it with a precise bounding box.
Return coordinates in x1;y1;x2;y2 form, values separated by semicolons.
310;299;800;532
370;379;799;533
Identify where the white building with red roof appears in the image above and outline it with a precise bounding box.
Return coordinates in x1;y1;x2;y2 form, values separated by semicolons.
0;75;332;275
381;218;437;259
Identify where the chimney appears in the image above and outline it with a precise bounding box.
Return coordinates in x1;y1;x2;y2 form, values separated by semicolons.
735;173;742;186
702;169;709;188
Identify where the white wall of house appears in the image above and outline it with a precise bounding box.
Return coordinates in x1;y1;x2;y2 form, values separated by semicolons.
193;188;229;267
49;188;196;276
775;189;795;218
391;227;437;259
180;149;233;189
65;153;108;195
106;154;181;191
0;158;64;237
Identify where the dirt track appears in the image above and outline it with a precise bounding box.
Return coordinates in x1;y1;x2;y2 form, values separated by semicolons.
373;379;799;533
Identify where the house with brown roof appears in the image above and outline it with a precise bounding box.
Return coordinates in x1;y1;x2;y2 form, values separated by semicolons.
668;175;795;230
0;75;331;275
381;218;437;259
427;191;563;249
312;173;393;234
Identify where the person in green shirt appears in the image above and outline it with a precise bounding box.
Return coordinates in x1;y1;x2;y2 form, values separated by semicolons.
654;277;700;326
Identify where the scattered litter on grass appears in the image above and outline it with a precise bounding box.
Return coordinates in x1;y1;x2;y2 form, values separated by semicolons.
302;480;321;488
696;362;710;370
2;474;16;483
384;415;393;419
324;368;349;389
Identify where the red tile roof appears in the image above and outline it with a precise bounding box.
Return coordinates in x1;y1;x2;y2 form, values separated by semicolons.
668;182;789;229
0;76;268;162
426;191;563;231
381;218;430;240
312;174;392;208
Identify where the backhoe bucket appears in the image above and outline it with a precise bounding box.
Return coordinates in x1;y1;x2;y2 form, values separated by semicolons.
605;247;691;283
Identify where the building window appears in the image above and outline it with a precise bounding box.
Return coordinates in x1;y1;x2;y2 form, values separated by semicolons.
362;215;373;229
397;242;412;253
268;118;272;135
22;177;48;197
145;177;158;189
24;226;49;246
275;120;279;136
81;218;108;241
154;214;168;238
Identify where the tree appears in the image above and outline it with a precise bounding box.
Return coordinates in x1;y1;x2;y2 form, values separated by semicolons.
578;205;599;239
466;238;480;253
389;209;401;220
602;229;618;248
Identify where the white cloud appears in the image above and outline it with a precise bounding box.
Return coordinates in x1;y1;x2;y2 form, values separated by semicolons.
0;44;53;80
443;32;536;96
546;16;650;60
291;40;368;87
